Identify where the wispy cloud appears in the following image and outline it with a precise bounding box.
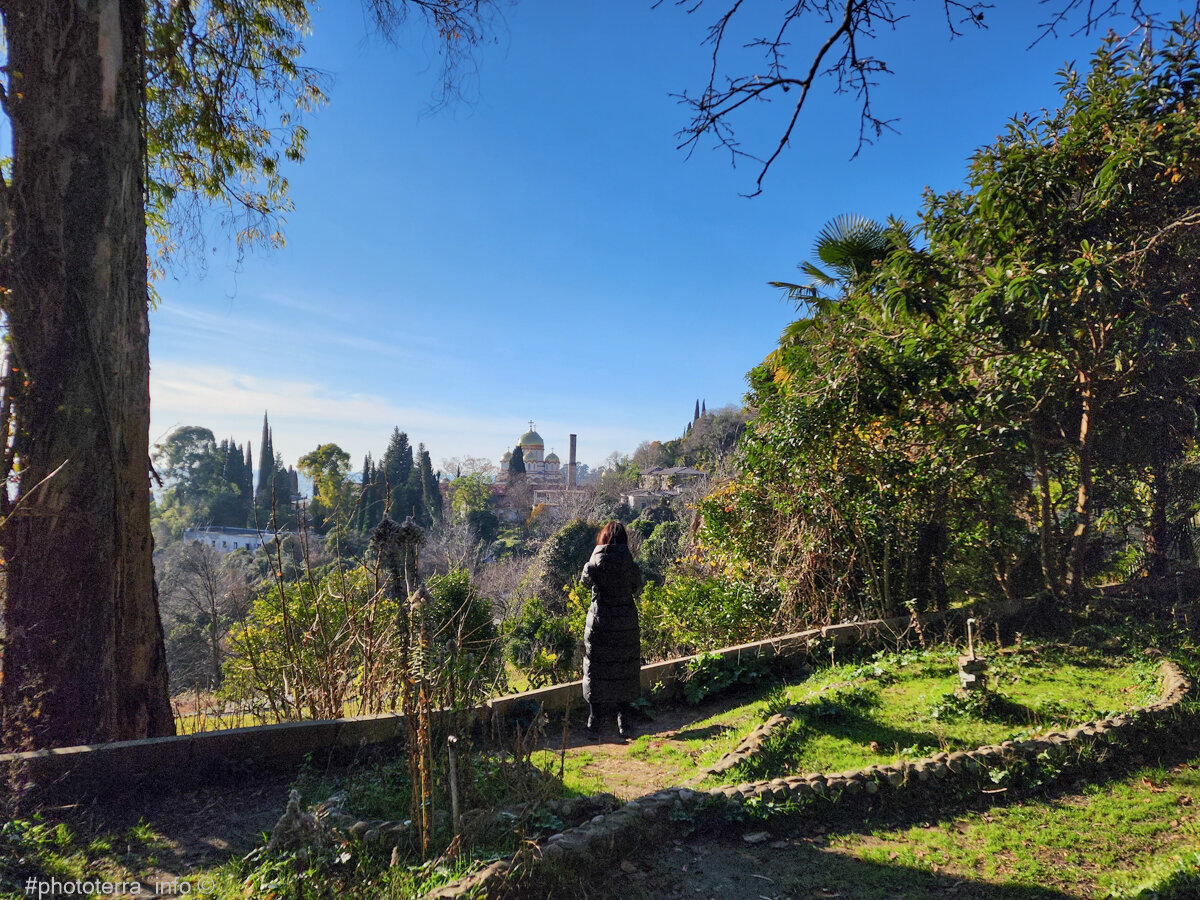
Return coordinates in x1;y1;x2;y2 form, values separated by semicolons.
149;361;641;467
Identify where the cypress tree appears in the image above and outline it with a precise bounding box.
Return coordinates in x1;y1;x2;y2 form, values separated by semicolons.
694;399;700;422
381;428;414;517
272;452;293;529
407;465;426;525
255;412;273;509
508;445;526;476
353;454;370;532
419;446;442;526
242;443;254;526
701;399;707;417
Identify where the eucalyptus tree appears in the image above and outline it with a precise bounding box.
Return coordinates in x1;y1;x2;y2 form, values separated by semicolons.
0;0;505;749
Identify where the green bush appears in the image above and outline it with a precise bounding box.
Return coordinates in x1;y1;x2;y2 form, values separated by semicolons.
636;520;684;584
681;651;773;704
503;596;582;688
639;575;777;658
524;518;598;613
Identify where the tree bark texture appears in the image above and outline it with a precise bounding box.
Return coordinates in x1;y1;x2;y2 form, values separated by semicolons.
0;0;174;748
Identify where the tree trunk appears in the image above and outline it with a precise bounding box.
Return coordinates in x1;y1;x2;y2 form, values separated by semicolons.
1033;440;1064;596
1;0;174;748
1067;372;1096;606
910;522;947;612
1146;454;1170;579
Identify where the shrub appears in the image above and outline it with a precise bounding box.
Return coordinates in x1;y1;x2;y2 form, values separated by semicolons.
639;575;777;658
524;519;598;613
222;565;502;719
636;521;684;584
503;596;582;688
681;651;773;704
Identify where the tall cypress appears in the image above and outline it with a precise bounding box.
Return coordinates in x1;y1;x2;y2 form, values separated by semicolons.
419;446;442;526
694;399;700;422
508;445;526;476
406;465;426;525
243;443;255;525
353;454;370;532
255;412;273;508
272;452;293;529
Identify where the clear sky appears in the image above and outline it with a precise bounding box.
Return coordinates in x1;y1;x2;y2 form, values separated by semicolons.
147;2;1160;474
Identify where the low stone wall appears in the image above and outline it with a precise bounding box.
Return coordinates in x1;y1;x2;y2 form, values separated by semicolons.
0;598;1022;797
423;659;1192;900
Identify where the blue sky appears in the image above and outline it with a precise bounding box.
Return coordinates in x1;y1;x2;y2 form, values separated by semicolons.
148;2;1155;473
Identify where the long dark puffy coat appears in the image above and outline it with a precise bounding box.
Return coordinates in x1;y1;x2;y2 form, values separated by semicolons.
581;543;644;704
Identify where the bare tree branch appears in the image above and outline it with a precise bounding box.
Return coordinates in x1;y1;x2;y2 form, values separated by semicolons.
668;1;1180;195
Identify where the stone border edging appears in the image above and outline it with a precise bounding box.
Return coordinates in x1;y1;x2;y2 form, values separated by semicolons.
691;678;865;783
422;658;1191;900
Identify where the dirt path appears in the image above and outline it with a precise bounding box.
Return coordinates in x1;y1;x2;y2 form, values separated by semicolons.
531;692;755;800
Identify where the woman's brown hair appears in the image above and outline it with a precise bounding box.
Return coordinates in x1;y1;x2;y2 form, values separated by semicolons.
596;521;628;546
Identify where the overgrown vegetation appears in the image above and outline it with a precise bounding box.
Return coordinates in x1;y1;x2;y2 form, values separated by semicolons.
698;19;1200;624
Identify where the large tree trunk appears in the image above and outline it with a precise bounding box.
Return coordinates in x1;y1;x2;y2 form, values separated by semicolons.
0;0;174;748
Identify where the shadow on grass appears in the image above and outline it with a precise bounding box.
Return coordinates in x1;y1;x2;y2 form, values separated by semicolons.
561;828;1080;900
667;723;731;743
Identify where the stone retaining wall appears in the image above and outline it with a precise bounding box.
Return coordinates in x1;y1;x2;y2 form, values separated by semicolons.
423;659;1192;900
0;599;1021;797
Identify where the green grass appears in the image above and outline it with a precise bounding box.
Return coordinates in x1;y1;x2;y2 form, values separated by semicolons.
1;816;187;899
613;643;1157;787
528;748;607;797
824;759;1200;897
623;697;777;783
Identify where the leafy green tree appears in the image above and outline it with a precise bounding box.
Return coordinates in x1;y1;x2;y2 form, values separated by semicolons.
450;473;493;523
153;426;244;533
901;20;1200;599
298;443;353;532
707;20;1200;624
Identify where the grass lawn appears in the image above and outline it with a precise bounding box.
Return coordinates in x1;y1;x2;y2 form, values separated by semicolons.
618;643;1158;787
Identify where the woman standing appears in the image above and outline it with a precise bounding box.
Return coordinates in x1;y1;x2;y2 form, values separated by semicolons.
580;521;644;738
